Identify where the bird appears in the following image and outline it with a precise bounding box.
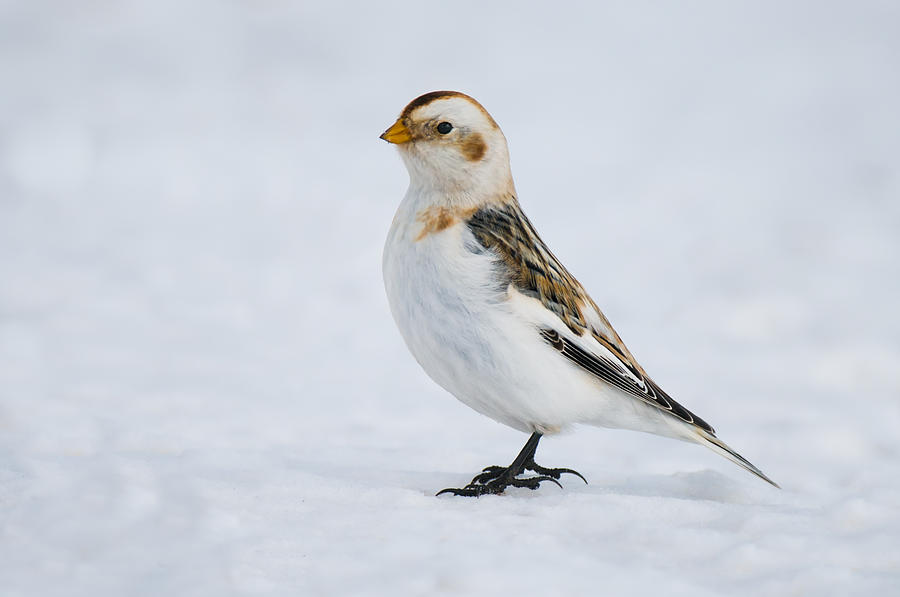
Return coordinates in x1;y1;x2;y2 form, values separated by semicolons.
380;90;778;496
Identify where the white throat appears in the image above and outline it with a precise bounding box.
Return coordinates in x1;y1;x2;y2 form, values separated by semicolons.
398;139;515;209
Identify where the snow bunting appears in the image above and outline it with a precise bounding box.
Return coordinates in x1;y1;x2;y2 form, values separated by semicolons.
381;90;778;496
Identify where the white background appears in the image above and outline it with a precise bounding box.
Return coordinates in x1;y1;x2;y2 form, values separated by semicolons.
1;1;898;595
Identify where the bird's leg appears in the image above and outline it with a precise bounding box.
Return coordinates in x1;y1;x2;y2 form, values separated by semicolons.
466;432;541;486
437;433;554;496
437;433;586;497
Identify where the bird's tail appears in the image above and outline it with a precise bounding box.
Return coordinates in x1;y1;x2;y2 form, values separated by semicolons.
692;428;780;488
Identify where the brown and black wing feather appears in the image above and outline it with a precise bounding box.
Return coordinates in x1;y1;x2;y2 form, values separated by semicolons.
467;199;715;435
467;197;591;335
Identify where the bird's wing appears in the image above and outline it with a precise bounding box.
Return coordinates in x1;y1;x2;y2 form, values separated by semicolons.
466;199;714;434
537;327;714;433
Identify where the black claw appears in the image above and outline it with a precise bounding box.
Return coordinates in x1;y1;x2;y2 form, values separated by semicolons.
469;466;506;486
436;487;470;497
437;483;505;497
436;486;470;497
509;475;563;491
526;462;588;484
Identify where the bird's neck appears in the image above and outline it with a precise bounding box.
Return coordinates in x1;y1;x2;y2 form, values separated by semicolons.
404;168;516;212
405;182;516;214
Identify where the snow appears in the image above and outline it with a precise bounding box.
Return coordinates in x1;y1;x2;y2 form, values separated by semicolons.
1;1;899;595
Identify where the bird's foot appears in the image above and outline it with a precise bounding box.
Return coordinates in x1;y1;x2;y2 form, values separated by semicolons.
435;433;587;497
466;459;587;486
437;459;585;497
436;471;561;497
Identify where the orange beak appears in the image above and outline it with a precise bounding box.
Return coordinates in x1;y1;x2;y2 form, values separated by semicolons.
380;118;412;144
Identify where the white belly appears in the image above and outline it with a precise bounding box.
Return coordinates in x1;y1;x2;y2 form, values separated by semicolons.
383;205;525;429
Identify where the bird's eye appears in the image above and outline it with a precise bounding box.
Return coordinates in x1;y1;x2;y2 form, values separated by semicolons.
437;122;453;134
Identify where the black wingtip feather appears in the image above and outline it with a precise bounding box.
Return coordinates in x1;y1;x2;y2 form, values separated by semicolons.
540;328;714;434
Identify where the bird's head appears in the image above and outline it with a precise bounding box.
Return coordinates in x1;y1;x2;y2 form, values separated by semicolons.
380;91;514;204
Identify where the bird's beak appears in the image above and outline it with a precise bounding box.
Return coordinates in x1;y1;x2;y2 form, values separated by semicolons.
380;118;412;144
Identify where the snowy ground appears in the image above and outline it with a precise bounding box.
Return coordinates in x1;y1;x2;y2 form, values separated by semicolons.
1;1;899;595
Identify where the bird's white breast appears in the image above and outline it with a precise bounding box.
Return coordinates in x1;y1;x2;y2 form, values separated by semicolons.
383;190;523;428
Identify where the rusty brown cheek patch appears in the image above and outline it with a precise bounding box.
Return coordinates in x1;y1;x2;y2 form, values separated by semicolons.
460;133;487;161
415;206;477;241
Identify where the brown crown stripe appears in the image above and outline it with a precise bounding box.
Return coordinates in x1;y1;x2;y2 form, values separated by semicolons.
399;91;500;129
